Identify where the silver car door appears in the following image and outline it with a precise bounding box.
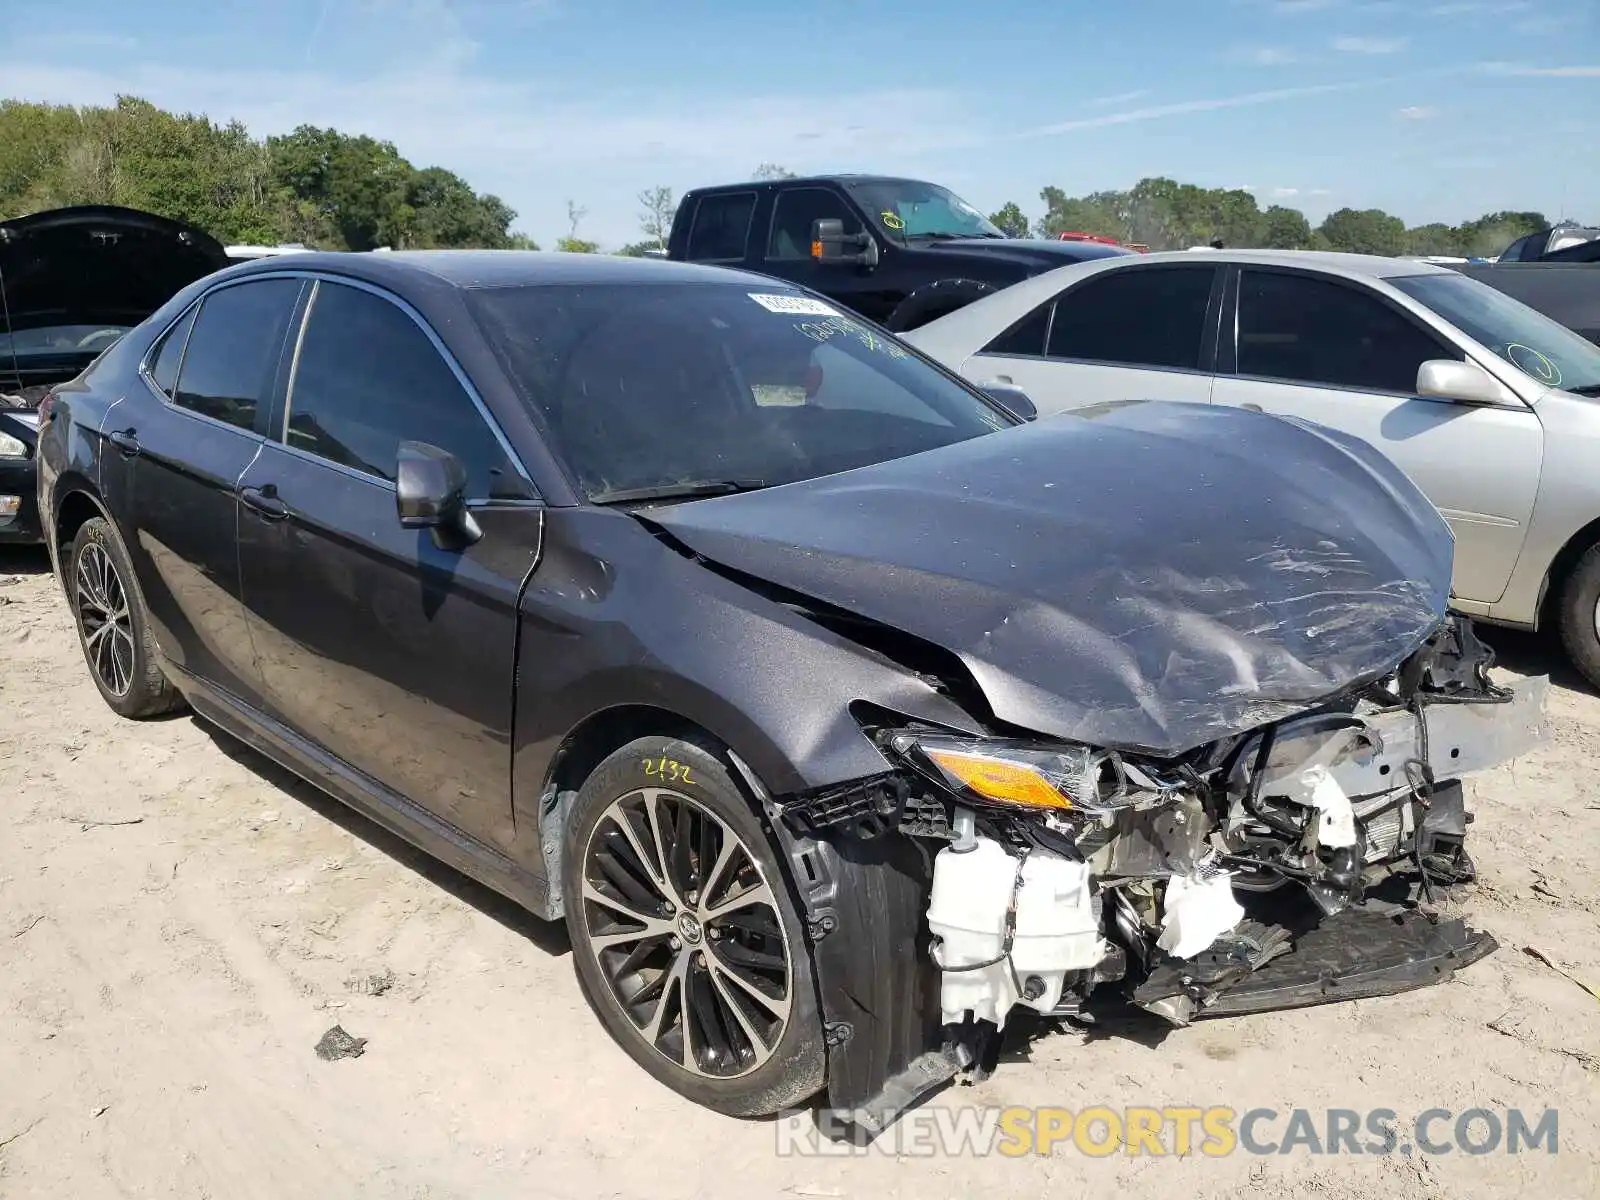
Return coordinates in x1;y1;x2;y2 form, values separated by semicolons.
1211;265;1541;608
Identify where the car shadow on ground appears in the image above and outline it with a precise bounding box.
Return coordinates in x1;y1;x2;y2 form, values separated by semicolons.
192;718;572;958
1481;625;1591;693
0;544;53;576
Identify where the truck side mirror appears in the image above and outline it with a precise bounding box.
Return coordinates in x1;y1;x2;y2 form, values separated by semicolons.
811;218;879;268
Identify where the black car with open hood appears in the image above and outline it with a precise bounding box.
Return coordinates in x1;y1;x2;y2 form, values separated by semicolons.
35;251;1550;1137
0;204;230;395
0;205;230;542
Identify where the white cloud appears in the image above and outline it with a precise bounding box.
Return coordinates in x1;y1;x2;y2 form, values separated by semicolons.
1089;89;1151;107
11;30;141;52
1241;45;1300;65
1398;104;1441;118
1270;0;1341;12
1021;78;1381;138
1334;36;1410;53
1309;187;1333;195
1272;186;1301;196
1514;14;1584;33
1513;64;1600;76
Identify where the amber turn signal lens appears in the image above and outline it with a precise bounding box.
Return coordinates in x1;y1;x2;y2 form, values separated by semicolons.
924;748;1073;810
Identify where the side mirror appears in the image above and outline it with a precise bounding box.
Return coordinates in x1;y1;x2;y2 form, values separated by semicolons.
1416;359;1517;406
396;440;482;548
985;383;1037;422
811;218;879;268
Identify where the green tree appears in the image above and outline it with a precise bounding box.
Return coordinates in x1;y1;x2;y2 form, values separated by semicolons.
0;97;530;250
405;166;516;248
1456;210;1548;258
1261;205;1312;249
753;163;796;180
988;202;1030;238
506;232;541;250
615;239;661;257
1317;207;1407;256
638;185;674;250
1404;222;1460;257
266;125;415;249
1036;186;1126;241
557;236;598;253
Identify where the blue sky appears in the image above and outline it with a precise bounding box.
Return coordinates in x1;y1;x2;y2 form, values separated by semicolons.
6;0;1596;247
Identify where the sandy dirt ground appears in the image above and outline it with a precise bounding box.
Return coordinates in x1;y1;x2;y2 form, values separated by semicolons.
2;542;1597;1200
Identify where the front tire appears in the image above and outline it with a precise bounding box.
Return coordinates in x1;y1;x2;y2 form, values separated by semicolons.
562;736;825;1116
68;517;184;718
1557;542;1600;691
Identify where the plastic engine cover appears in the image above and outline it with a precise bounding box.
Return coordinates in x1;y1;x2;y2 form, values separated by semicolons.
926;836;1105;1027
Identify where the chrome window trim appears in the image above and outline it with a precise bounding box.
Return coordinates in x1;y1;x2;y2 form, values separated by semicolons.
135;288;271;441
265;270;540;504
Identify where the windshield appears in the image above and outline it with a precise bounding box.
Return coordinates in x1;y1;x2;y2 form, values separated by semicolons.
468;282;1016;500
0;325;130;358
1391;273;1600;394
843;180;1006;241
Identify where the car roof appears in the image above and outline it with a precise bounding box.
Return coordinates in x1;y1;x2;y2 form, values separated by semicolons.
219;249;763;290
900;248;1459;359
1124;248;1457;280
686;174;925;194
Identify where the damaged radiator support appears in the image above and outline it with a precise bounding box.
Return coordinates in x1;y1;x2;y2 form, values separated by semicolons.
752;630;1547;1134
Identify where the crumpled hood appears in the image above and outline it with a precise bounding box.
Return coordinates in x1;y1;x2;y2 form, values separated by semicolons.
651;400;1454;756
0;205;229;332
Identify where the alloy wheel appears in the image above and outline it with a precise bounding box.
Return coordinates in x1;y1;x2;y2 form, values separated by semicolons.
76;542;136;698
579;787;793;1079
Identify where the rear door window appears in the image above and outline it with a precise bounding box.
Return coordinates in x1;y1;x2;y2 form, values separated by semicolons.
282;281;530;500
1236;269;1454;394
1046;266;1218;370
172;280;302;432
684;192;756;261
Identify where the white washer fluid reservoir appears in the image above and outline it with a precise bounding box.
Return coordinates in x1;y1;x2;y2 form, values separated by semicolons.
927;830;1106;1028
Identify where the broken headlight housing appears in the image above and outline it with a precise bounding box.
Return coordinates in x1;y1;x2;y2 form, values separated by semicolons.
887;733;1150;816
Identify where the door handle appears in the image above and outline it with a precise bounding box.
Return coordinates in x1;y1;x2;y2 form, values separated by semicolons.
239;484;289;521
109;428;140;456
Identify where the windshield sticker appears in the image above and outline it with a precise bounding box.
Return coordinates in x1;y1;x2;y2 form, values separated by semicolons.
879;210;905;231
796;315;910;359
1506;343;1562;387
748;293;839;316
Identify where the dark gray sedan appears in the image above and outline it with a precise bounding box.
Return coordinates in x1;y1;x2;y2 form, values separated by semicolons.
35;249;1544;1132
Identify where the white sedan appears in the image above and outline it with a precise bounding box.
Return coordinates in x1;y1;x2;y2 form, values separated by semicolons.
901;249;1600;685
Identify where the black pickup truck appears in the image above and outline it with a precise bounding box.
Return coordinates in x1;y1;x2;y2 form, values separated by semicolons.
666;174;1131;331
1455;262;1600;347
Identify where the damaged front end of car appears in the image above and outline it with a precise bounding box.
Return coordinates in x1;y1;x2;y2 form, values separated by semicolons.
760;614;1547;1135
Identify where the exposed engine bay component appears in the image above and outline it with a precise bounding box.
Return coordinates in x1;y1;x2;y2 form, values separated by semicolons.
925;812;1107;1027
762;615;1545;1135
859;616;1541;1049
